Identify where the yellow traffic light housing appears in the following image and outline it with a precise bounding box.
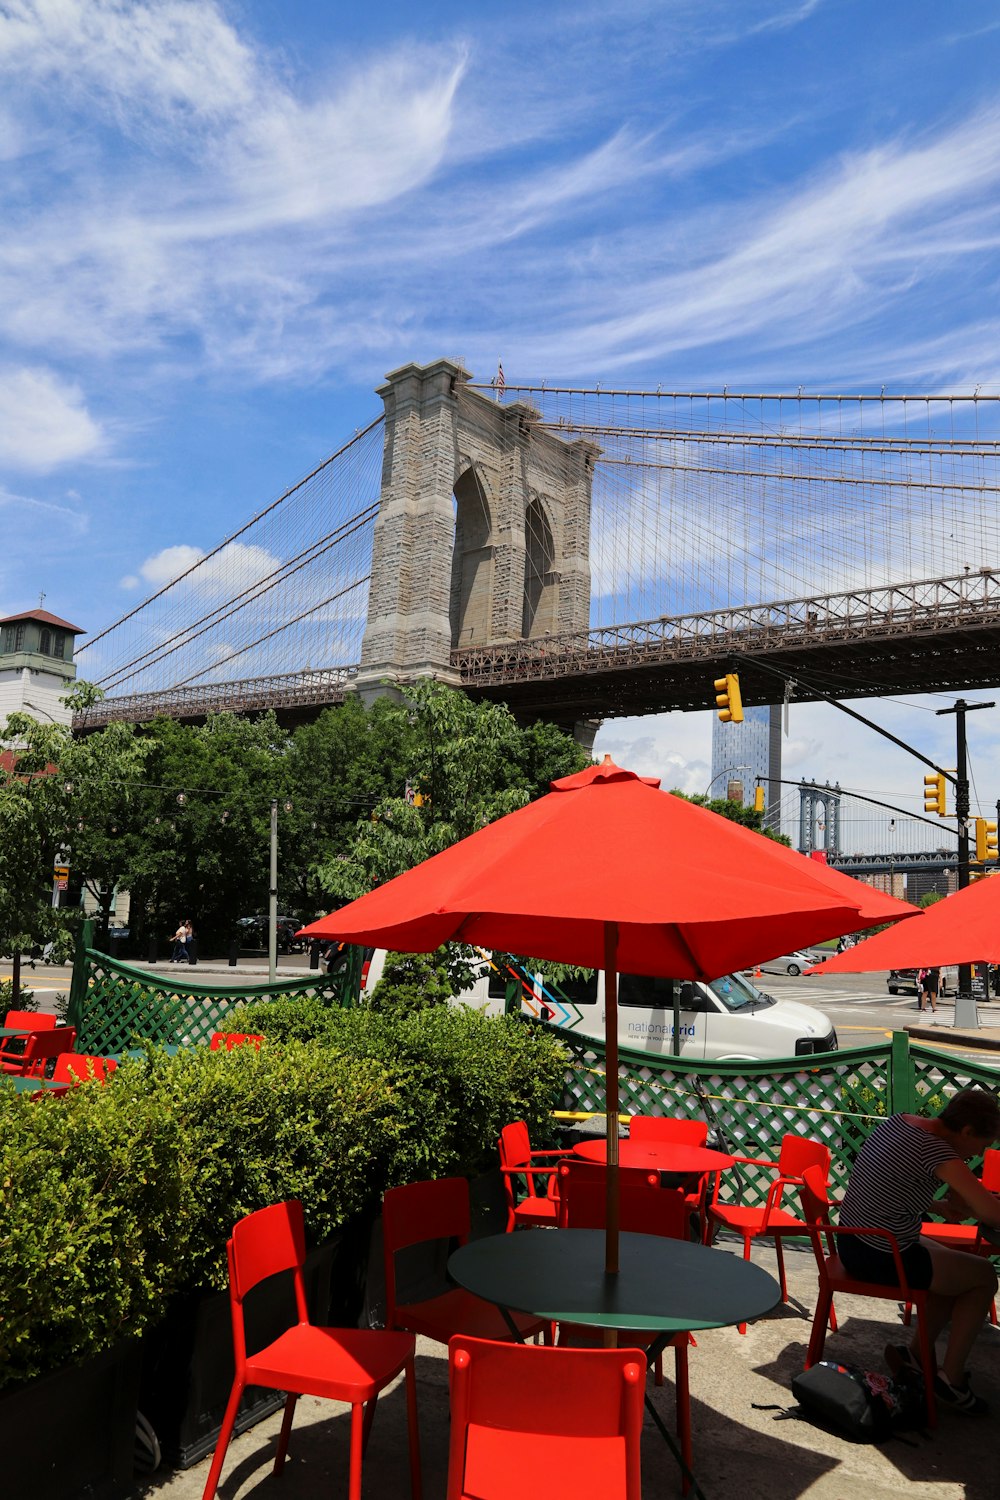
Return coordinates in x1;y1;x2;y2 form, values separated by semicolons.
975;817;999;863
714;672;744;724
753;785;765;814
923;772;946;817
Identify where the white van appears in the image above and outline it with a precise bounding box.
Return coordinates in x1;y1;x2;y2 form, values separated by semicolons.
360;950;837;1062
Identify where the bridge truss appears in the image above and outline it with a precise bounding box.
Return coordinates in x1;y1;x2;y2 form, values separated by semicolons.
76;382;1000;728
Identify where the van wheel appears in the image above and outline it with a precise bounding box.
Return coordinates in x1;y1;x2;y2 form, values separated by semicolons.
888;987;899;995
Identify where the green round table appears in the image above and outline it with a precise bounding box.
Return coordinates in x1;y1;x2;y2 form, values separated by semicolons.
449;1227;779;1334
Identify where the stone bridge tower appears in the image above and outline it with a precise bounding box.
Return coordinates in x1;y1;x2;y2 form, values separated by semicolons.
357;358;599;709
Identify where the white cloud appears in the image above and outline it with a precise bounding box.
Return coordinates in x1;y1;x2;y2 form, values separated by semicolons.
135;540;280;593
0;366;104;471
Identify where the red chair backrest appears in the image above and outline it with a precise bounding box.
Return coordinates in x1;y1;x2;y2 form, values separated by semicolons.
557;1160;689;1239
15;1027;77;1075
4;1010;57;1031
51;1053;118;1085
210;1033;264;1051
498;1120;531;1170
447;1336;644;1500
982;1149;1000;1193
628;1115;708;1147
229;1199;307;1303
778;1134;830;1180
382;1178;472;1327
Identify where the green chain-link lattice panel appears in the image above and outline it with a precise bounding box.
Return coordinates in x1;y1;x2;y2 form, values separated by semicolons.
555;1032;907;1205
67;949;358;1056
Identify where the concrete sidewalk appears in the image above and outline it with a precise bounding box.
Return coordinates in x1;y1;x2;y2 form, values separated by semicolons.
130;1239;998;1500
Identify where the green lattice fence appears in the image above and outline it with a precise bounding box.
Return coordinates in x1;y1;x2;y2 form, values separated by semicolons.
66;945;361;1056
554;1028;1000;1206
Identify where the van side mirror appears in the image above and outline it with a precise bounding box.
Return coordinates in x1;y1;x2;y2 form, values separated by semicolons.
678;982;708;1012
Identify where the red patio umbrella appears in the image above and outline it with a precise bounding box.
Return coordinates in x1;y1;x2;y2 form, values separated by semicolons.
806;874;1000;974
302;757;916;1272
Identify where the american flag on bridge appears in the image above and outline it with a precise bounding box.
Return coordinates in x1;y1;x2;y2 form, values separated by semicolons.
492;360;505;399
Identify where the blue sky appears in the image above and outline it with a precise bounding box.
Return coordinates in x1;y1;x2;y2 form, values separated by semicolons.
4;0;1000;826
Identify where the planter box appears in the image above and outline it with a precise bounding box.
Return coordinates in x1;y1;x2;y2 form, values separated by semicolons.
139;1235;339;1469
0;1339;141;1500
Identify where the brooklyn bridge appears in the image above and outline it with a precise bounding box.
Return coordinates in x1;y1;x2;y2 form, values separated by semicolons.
74;358;1000;745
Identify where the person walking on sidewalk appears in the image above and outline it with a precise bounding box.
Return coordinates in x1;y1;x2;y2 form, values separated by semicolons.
918;966;940;1021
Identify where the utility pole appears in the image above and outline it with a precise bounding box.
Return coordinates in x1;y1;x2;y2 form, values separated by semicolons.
269;798;278;984
936;698;994;997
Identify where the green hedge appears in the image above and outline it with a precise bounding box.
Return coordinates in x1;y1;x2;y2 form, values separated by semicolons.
0;1010;566;1392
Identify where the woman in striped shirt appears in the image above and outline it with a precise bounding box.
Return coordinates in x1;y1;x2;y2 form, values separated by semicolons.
839;1087;1000;1415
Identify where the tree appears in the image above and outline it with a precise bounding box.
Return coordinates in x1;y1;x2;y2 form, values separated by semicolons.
0;686;151;994
126;712;291;952
283;697;418;916
677;792;792;845
314;683;589;903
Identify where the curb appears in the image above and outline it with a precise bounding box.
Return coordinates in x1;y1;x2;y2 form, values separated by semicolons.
906;1024;1000;1052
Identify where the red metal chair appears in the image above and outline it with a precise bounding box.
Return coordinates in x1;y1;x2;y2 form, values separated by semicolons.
201;1200;421;1500
707;1133;830;1332
556;1159;694;1484
447;1335;645;1500
799;1164;937;1427
0;1010;58;1068
0;1026;77;1076
382;1177;547;1345
209;1032;264;1051
51;1053;118;1085
629;1116;712;1238
497;1120;573;1231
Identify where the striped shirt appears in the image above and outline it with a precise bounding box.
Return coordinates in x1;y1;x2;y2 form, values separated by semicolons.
839;1114;958;1251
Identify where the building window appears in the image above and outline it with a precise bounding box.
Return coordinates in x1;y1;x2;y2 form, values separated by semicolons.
49;632;65;660
39;628;51;655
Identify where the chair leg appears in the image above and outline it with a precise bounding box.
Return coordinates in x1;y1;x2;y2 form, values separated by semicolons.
201;1379;245;1500
349;1402;365;1500
361;1392;379;1455
737;1236;752;1335
405;1357;422;1500
774;1235;789;1303
273;1392;299;1475
675;1341;692;1498
806;1286;833;1368
654;1351;663;1386
915;1311;938;1428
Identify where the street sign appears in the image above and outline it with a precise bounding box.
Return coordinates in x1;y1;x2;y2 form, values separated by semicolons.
53;864;69;891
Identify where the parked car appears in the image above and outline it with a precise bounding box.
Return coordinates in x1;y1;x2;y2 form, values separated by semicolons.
886;968;950;996
237;914;304;953
753;950;821;978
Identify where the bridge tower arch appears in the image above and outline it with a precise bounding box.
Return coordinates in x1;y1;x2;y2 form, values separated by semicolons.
357;359;599;704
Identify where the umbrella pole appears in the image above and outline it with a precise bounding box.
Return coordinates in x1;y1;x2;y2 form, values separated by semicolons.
604;922;620;1279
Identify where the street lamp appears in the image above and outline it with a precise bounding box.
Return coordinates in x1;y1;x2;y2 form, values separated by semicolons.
268;799;294;982
704;764;751;799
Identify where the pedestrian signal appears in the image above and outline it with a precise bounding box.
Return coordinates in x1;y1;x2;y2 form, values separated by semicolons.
923;772;946;817
714;672;744;724
975;817;999;863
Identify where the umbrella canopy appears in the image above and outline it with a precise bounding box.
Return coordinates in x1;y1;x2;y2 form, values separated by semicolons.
302;760;915;976
806;874;1000;974
302;757;916;1273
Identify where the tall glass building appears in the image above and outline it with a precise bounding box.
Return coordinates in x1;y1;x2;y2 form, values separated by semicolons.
710;705;782;832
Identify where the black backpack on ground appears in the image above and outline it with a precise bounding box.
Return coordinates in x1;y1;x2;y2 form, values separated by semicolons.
789;1361;927;1442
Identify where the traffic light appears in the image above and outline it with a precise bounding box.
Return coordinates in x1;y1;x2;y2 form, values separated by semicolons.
923;772;946;817
714;672;744;724
753;785;765;814
975;817;999;863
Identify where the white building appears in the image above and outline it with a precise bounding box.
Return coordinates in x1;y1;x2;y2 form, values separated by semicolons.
0;608;83;728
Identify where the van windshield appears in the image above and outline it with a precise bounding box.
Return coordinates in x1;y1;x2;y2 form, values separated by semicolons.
708;972;777;1013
